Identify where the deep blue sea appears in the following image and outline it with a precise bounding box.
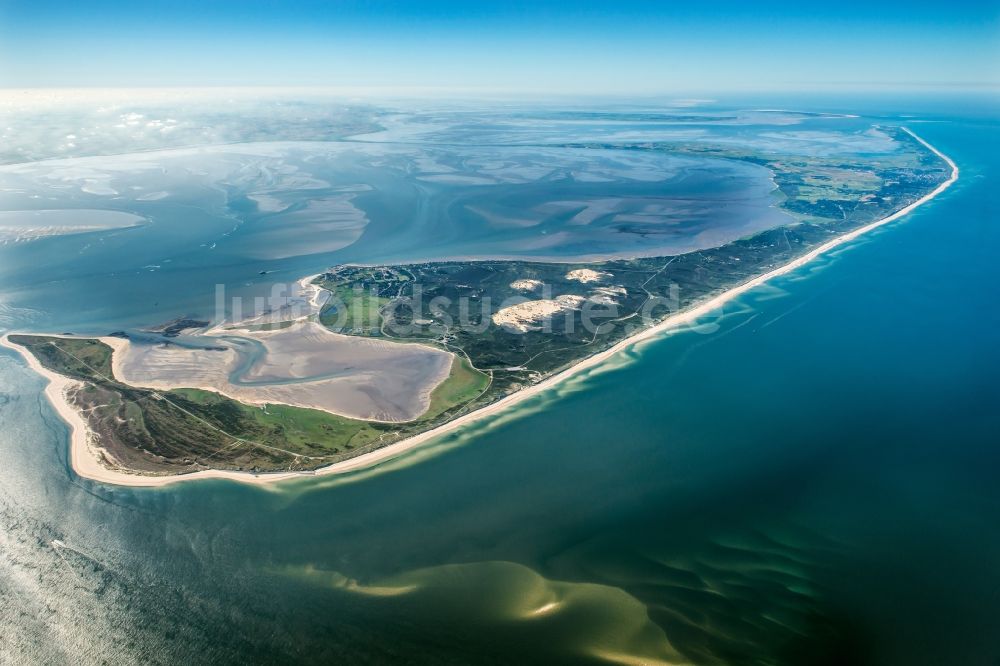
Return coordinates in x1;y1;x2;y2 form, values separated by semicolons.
0;96;997;665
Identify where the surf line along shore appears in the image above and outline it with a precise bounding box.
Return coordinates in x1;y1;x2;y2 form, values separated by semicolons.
0;128;959;488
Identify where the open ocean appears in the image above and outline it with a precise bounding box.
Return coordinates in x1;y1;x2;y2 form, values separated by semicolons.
1;97;998;665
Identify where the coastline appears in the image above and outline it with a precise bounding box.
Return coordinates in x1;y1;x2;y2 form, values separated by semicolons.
0;128;959;488
0;332;132;485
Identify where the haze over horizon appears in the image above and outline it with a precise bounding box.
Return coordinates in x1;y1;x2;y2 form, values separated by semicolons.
2;0;998;93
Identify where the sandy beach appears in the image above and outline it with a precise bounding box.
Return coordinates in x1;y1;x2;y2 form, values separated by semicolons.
0;128;958;488
0;332;135;484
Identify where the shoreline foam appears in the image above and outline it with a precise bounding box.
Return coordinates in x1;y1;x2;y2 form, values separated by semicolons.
0;128;959;488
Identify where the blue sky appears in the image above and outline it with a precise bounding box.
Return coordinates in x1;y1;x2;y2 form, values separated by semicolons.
1;0;997;91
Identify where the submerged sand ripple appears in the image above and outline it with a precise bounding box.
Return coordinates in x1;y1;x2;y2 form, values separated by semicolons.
287;560;692;665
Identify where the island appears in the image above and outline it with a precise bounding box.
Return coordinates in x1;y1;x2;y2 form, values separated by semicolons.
0;126;958;486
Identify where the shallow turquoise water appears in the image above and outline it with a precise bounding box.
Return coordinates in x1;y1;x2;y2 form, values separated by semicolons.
0;100;998;664
0;140;786;334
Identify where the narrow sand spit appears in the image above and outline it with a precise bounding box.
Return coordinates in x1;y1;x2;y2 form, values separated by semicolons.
0;333;130;483
2;128;958;487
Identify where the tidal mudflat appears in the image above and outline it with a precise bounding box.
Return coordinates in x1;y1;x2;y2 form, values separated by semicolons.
112;321;453;422
0;208;144;243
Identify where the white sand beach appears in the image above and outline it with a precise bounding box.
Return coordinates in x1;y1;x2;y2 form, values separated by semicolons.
0;332;134;484
1;128;958;488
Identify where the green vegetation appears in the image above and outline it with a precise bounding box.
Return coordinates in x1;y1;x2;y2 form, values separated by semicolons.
317;267;405;334
424;356;491;420
20;336;115;380
9;334;492;476
170;388;388;454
